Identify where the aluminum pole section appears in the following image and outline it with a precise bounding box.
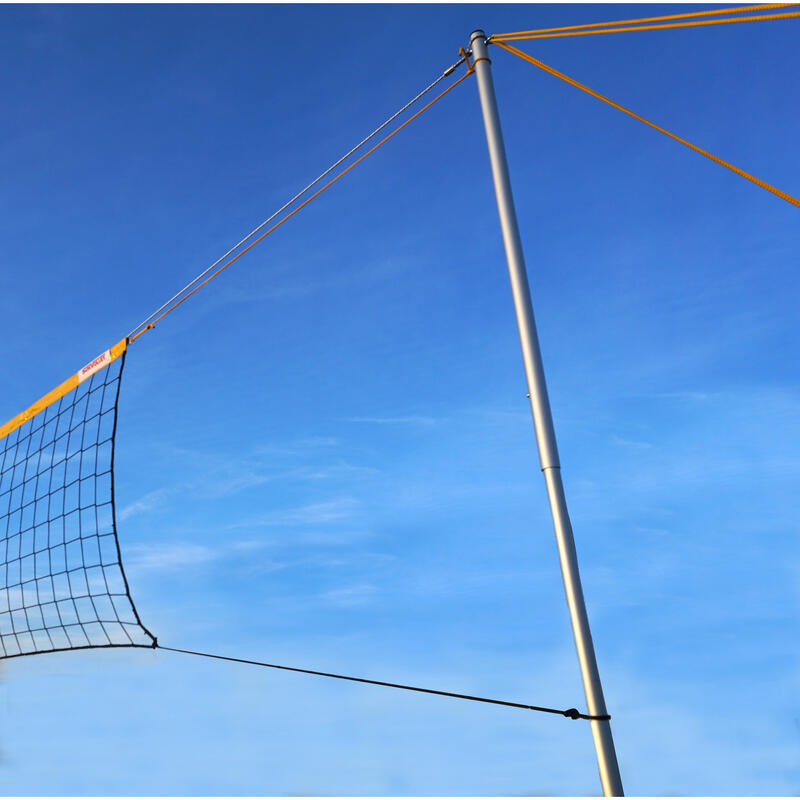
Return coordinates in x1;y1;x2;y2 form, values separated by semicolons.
469;30;623;797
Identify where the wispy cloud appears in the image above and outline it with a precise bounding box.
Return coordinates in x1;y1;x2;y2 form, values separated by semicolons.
125;540;287;574
290;460;381;481
344;415;443;426
317;583;377;608
610;434;653;450
233;497;360;529
118;488;172;521
647;390;716;403
205;469;274;497
290;529;375;548
288;436;340;449
197;252;414;318
125;543;218;571
117;438;373;520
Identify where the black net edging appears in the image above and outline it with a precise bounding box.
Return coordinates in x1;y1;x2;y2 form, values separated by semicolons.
0;351;155;659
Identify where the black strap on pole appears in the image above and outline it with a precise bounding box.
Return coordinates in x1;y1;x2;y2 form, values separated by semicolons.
157;644;610;721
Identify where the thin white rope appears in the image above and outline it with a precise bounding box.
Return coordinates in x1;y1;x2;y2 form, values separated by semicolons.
127;57;466;340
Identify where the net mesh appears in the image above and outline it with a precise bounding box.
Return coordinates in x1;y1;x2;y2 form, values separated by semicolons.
0;352;154;658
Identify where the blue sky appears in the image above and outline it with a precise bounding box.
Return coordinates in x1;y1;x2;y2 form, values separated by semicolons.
1;2;799;795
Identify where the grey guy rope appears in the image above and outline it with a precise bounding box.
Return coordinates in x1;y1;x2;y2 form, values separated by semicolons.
127;56;467;341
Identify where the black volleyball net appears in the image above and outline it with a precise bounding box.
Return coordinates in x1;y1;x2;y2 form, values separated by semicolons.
0;340;155;659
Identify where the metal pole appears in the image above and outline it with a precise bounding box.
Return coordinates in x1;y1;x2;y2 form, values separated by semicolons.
469;30;624;797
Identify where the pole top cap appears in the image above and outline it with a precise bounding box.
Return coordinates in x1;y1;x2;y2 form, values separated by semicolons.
470;29;487;43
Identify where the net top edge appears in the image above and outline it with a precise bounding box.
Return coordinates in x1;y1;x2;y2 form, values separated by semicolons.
0;338;128;444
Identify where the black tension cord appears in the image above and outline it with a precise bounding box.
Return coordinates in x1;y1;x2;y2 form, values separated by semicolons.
157;644;609;721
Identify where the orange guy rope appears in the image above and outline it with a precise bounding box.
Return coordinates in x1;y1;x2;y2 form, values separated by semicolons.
492;2;799;39
2;66;470;443
493;41;800;210
129;69;471;344
492;10;800;41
